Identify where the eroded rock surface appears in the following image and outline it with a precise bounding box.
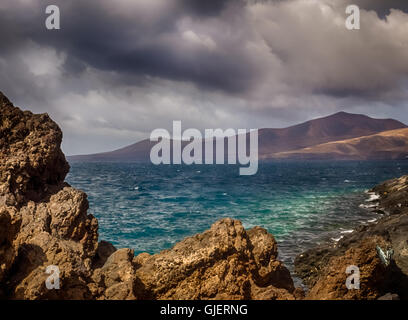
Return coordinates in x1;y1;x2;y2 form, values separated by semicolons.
0;92;99;299
295;175;408;300
5;90;406;301
134;219;296;300
0;91;297;300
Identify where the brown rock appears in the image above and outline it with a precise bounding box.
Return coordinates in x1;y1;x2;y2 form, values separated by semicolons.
0;91;69;205
371;175;408;215
91;248;139;300
0;92;298;300
0;92;98;299
135;218;296;300
92;241;117;269
296;175;408;300
305;237;388;300
378;293;400;300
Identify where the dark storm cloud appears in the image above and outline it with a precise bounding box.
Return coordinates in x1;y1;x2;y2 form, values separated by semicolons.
1;0;408;155
181;0;237;16
354;0;408;18
0;0;255;94
1;0;406;97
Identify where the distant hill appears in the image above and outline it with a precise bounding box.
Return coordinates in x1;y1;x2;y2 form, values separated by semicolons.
68;111;408;162
272;128;408;160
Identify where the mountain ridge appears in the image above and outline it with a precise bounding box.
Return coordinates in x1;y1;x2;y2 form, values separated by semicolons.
68;111;408;162
271;127;408;160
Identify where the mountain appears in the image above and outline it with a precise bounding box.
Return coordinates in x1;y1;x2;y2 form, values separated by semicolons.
272;128;408;160
258;111;407;156
68;111;408;162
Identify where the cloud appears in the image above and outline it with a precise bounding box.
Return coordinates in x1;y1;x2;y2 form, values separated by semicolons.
353;0;408;18
0;0;408;154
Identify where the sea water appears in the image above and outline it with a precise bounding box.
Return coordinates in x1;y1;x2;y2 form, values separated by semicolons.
66;160;408;272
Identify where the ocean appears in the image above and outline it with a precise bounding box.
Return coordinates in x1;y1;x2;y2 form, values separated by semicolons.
66;160;408;273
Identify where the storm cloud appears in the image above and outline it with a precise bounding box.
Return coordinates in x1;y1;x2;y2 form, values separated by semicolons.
0;0;407;155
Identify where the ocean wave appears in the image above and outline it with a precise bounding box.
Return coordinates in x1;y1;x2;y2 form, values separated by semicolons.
365;192;380;202
359;203;377;209
331;235;344;242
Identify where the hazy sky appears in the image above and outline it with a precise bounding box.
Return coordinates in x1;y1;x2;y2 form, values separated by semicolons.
1;0;408;155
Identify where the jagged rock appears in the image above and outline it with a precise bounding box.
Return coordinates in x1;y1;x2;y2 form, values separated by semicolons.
134;218;296;300
305;237;388;300
371;175;408;215
295;175;408;300
378;293;400;300
0;208;19;298
2;185;100;299
0;92;98;299
92;241;117;269
0;91;298;300
91;248;140;300
0;92;69;205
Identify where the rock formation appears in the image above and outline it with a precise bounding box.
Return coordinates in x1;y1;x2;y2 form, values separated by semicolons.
0;91;297;300
133;221;297;300
2;90;407;300
295;175;408;300
0;92;98;299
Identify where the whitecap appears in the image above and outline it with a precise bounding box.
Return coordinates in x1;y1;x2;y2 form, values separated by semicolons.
359;203;377;209
365;192;380;202
340;229;353;234
331;236;344;242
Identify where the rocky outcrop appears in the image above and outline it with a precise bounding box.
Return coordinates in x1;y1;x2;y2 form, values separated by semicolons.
0;91;297;300
0;93;69;205
371;175;408;216
91;219;299;300
295;175;408;300
134;220;296;300
4;90;406;300
0;92;99;299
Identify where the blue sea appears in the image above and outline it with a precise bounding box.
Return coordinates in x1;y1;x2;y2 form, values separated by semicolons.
66;161;408;273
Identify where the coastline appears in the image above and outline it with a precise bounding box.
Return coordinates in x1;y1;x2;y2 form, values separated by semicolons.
1;91;407;300
294;175;408;299
328;189;383;243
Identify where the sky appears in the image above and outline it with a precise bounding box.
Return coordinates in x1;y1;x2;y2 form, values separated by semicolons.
1;0;408;155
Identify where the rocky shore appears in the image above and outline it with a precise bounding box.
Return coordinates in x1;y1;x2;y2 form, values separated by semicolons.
0;92;300;300
1;91;407;300
295;175;408;299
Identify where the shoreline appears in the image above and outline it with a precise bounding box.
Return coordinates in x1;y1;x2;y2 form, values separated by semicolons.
294;175;408;299
281;188;387;290
1;91;407;300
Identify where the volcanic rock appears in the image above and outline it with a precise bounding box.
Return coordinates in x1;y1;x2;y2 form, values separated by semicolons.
295;175;408;299
0;91;297;300
134;219;296;300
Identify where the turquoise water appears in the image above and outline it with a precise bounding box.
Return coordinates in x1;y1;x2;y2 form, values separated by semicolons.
66;161;408;270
